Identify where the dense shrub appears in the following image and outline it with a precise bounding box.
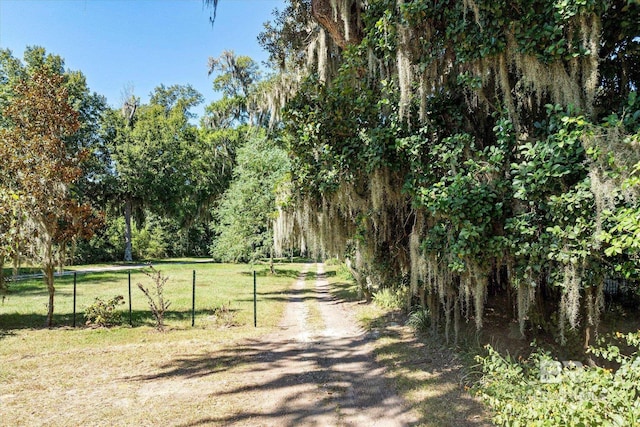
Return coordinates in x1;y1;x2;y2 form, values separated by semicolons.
475;332;640;426
406;308;431;333
372;287;408;310
84;295;125;327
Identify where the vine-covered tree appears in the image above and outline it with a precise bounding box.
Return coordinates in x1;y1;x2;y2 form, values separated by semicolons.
255;0;640;345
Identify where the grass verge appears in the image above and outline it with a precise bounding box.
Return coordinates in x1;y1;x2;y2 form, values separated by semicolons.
0;261;306;426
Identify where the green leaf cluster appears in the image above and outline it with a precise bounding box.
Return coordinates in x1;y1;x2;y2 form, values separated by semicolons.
210;132;290;263
476;332;640;426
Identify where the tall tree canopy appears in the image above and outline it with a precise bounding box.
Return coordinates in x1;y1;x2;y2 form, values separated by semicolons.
203;49;291;266
204;51;261;128
100;84;233;261
259;0;640;344
211;132;290;263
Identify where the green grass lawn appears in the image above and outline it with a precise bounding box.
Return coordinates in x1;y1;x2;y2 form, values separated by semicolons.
0;261;303;331
0;261;307;426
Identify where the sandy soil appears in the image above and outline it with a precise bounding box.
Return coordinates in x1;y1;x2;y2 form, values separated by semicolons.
192;263;418;426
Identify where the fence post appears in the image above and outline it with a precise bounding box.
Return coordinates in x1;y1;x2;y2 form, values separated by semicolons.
253;270;257;327
192;270;196;327
128;270;132;326
73;272;77;327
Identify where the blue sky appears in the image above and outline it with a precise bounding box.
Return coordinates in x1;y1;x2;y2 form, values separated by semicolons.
0;0;284;119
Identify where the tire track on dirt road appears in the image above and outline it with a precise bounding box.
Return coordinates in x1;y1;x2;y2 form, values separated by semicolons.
199;263;418;426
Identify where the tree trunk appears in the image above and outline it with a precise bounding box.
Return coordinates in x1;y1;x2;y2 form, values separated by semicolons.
42;236;56;327
269;246;275;275
124;199;133;262
44;263;55;327
0;255;5;293
12;245;19;276
57;241;66;274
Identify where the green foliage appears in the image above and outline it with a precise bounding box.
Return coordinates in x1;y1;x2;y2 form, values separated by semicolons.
74;212;207;263
601;207;640;259
99;84;234;261
211;133;290;263
205;51;260;127
410;130;509;268
258;0;314;70
406;308;431;333
132;220;169;260
475;333;640;426
282;48;394;196
83;295;125;327
335;261;355;282
272;0;640;346
394;0;600;64
372;287;408;311
102;95;203;219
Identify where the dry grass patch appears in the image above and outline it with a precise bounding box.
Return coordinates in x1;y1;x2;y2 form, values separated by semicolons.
0;262;307;426
1;330;256;426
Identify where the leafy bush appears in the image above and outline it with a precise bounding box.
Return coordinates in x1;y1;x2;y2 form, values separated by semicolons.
475;332;640;426
335;262;355;281
73;216;123;263
132;218;169;260
372;287;408;310
406;307;431;333
84;295;125;327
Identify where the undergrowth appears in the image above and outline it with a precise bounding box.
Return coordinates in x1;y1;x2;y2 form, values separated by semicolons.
209;302;238;327
474;332;640;426
84;295;125;327
137;266;171;331
372;287;408;310
406;307;431;333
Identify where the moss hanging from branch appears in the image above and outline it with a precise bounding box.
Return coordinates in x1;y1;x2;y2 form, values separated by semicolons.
267;0;639;348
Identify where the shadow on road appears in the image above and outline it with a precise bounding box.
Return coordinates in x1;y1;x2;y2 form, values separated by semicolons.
123;272;488;427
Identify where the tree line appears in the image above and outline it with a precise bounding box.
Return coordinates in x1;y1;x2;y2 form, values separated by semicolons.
0;47;290;326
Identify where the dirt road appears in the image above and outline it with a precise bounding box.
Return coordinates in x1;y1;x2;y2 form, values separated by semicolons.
195;263;418;426
2;262;488;426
